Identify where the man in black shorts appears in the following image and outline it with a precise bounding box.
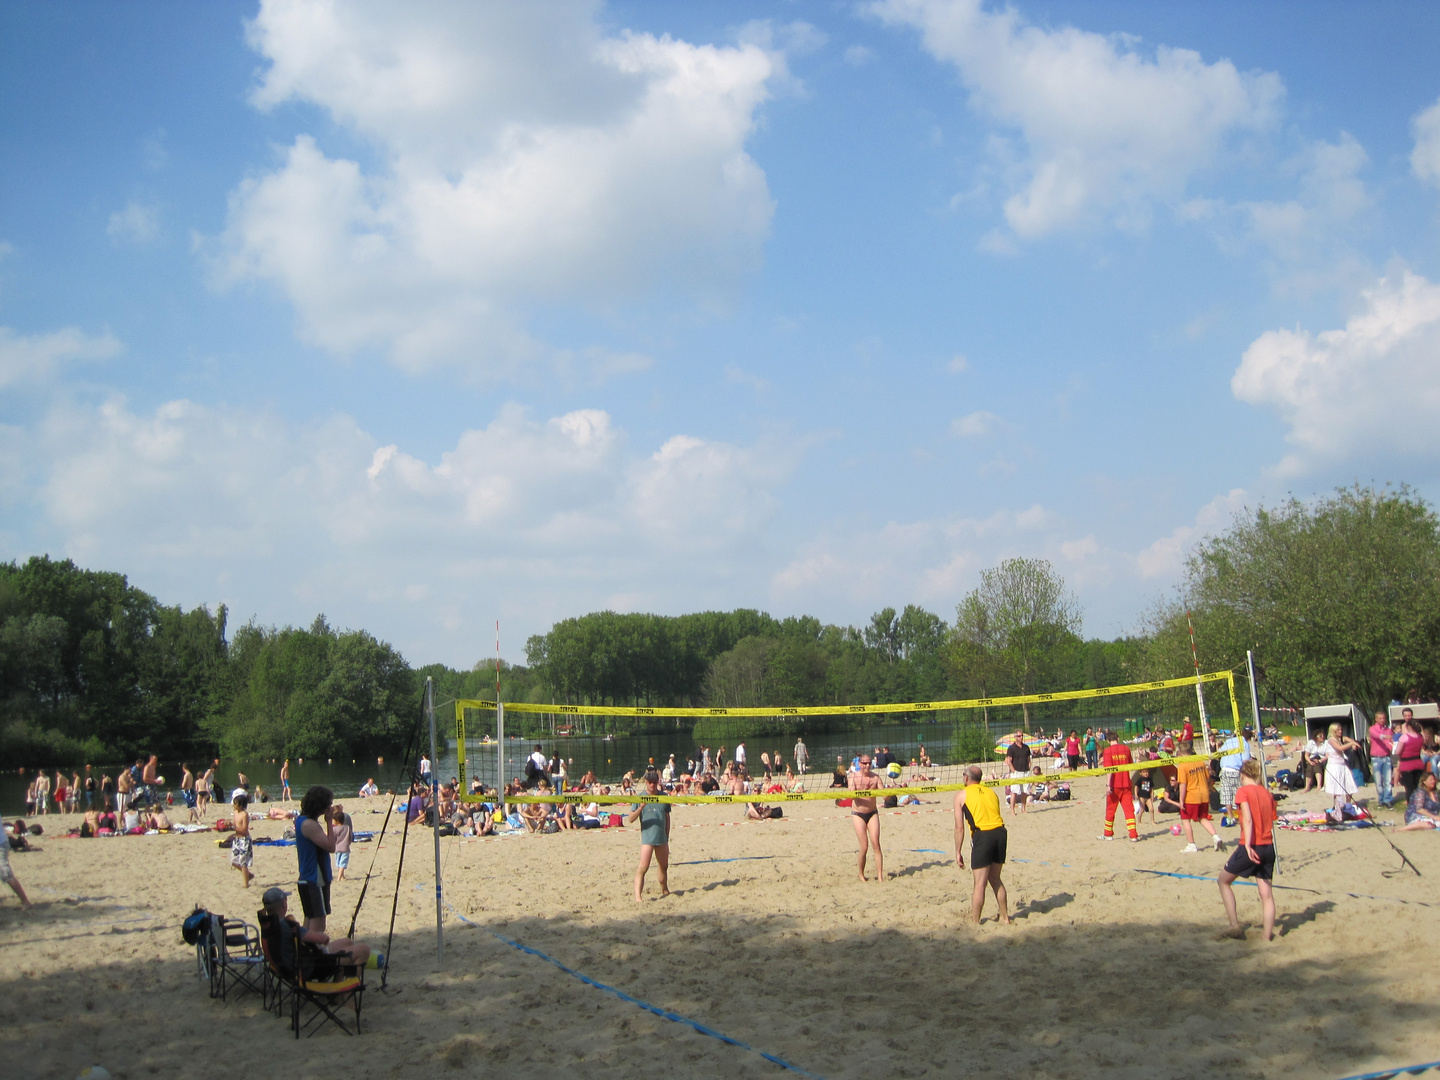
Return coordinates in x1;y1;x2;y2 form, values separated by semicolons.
1217;760;1277;941
954;765;1009;925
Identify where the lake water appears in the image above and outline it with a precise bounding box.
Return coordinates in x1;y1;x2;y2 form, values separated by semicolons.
0;715;1149;816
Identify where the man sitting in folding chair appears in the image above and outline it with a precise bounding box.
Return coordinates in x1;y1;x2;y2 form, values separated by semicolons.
259;886;378;1036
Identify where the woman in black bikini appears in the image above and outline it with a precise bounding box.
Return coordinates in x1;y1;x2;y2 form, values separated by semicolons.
848;756;886;883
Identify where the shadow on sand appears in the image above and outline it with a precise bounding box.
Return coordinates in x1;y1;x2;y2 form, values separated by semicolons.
0;875;1433;1080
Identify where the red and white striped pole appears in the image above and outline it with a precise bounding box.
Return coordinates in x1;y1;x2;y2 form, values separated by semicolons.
1186;610;1213;750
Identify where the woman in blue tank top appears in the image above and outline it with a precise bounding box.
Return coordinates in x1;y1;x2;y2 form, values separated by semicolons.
295;785;337;932
625;768;671;903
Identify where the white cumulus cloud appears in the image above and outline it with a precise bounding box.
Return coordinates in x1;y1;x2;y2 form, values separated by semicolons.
1232;270;1440;473
870;0;1282;238
107;202;160;244
1180;133;1372;292
771;503;1076;616
1136;489;1247;580
214;0;779;375
950;409;1002;438
0;326;122;389
1413;97;1440;187
19;392;801;661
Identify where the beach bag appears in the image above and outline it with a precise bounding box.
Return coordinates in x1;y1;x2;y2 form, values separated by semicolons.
883;795;898;809
835;798;853;807
1054;784;1071;801
768;807;783;819
182;908;211;946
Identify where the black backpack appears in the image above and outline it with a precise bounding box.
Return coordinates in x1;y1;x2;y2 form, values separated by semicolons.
182;907;211;946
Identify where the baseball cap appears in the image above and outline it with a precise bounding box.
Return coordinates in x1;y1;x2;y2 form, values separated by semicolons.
261;886;290;906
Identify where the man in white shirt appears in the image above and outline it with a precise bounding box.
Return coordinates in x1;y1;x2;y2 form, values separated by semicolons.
735;742;747;770
794;738;809;774
527;745;549;788
419;756;432;784
1301;734;1325;793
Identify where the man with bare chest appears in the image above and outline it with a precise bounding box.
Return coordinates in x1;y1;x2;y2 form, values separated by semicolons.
849;756;887;882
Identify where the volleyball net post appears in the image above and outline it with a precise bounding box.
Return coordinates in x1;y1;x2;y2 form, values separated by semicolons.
454;698;505;811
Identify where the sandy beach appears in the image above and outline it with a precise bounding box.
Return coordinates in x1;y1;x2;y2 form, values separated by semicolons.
2;774;1435;1080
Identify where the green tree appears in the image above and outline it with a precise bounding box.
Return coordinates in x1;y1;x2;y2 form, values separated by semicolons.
206;615;417;758
1151;485;1440;711
952;557;1082;730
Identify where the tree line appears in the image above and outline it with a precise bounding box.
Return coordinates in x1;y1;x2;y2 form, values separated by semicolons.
3;484;1432;765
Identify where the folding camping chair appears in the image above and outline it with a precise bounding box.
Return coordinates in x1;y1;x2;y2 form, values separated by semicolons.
255;909;291;1018
257;909;365;1037
205;913;268;1003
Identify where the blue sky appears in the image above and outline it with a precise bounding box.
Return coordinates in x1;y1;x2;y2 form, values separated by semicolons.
3;0;1440;667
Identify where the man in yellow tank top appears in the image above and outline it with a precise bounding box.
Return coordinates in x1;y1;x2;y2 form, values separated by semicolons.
954;765;1010;925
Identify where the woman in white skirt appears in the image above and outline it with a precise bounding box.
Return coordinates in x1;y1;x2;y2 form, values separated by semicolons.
1322;722;1362;820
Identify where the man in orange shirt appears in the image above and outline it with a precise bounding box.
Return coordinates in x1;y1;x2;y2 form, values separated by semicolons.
1177;751;1223;853
1097;731;1139;841
1217;760;1278;940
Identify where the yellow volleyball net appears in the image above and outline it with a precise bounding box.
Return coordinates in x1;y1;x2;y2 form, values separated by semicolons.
454;670;1242;805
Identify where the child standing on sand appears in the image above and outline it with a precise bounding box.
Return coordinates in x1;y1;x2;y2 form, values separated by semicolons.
231;792;253;888
627;768;671;902
330;804;353;880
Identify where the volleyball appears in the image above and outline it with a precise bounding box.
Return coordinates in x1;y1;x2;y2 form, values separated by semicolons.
156;776;165;786
886;763;902;778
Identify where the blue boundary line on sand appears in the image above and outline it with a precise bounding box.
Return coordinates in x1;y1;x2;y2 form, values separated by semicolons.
489;931;827;1080
414;884;826;1080
673;855;777;865
1132;868;1433;905
911;848;1076;869
1330;1058;1440;1080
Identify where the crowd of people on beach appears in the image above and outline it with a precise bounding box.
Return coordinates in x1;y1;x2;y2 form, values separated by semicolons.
6;708;1438;944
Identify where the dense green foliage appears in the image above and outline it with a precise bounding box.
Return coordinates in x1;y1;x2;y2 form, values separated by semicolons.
204;616;415;759
1146;485;1440;711
0;557;461;767
524;597;1148;735
0;556;227;766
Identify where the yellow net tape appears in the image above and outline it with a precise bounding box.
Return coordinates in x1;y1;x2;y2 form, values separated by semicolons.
487;752;1220;804
453;668;1239;805
455;670;1233;719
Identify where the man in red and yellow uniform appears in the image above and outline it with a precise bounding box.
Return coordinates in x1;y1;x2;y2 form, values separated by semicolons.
1099;731;1139;841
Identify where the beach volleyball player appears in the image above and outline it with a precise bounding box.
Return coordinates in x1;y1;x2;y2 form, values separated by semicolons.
849;755;887;883
954;765;1009;925
1217;760;1278;940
